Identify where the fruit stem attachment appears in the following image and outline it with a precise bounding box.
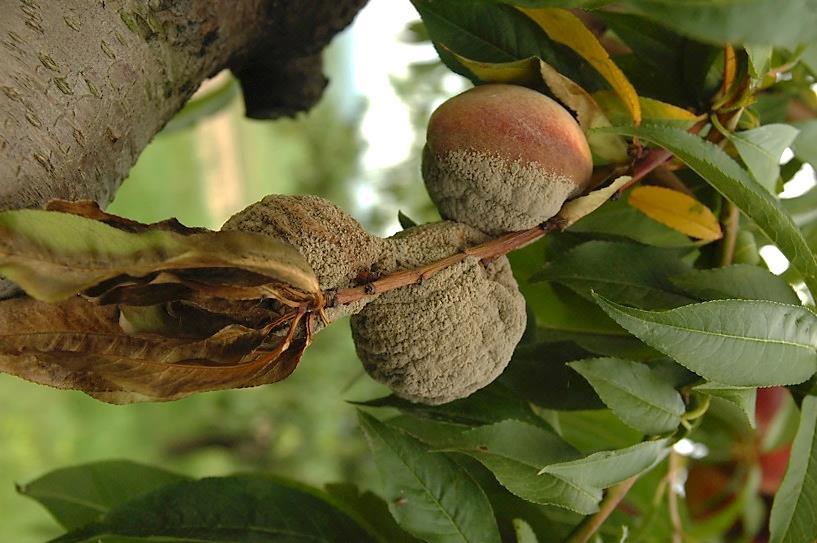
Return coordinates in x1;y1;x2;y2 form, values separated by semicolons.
565;476;639;543
331;219;563;306
331;131;685;308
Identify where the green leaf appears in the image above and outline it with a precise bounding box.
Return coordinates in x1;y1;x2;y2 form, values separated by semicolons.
357;383;548;427
512;518;539;543
412;0;598;88
726;124;799;192
17;461;187;530
745;44;773;80
398;211;419;229
533;240;694;309
552;410;644;453
510;242;627;336
671;264;800;305
50;475;376;543
534;329;660;361
791;120;817;167
603;123;817;296
618;0;817;48
501;342;604;410
324;483;421;543
539;439;670;488
358;411;501;543
594;295;817;387
693;383;757;428
769;395;817;543
569;358;686;434
443;420;601;514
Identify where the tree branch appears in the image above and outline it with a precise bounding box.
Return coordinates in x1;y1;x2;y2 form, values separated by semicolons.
566;476;638;543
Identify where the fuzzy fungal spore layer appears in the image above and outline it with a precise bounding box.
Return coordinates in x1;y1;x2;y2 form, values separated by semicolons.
222;194;391;290
351;222;526;405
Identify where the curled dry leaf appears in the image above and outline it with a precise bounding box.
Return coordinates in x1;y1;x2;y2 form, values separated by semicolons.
0;203;324;403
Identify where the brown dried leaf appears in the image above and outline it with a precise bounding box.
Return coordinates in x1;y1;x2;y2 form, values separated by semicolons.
0;296;309;403
45;200;208;235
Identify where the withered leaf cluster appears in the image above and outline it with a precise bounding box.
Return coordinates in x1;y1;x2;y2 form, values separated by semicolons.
0;201;324;403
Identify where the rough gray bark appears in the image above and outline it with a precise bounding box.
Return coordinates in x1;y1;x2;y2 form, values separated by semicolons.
0;0;367;210
0;0;367;297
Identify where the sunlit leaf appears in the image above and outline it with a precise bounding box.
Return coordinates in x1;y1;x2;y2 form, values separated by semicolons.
519;7;641;124
592;91;697;126
628;186;722;242
725;125;800;192
602;124;817;296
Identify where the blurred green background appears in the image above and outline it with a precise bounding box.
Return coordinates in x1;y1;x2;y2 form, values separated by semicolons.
0;4;465;540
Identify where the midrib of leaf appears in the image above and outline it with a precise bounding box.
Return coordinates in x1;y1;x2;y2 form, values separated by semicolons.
380;433;472;543
583;373;680;418
730;132;778;162
642;320;815;350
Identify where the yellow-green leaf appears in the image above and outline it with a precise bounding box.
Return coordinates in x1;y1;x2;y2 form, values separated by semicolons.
628;186;723;241
0;209;320;303
442;46;541;86
592;91;698;127
519;7;641;124
539;60;628;164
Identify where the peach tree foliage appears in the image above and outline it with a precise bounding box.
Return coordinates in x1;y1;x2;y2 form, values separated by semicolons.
5;0;817;542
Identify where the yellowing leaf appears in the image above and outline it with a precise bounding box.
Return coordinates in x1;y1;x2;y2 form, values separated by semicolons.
558;175;632;227
629;186;723;241
442;46;540;86
519;7;641;124
539;60;628;164
592;91;698;126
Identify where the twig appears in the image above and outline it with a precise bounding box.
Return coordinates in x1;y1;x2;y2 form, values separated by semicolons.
566;476;639;543
332;220;562;306
330;138;687;308
719;201;740;266
651;166;695;197
667;451;684;543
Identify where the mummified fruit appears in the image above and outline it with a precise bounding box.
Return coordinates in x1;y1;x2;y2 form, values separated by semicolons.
351;222;526;405
423;83;594;234
222;194;391;290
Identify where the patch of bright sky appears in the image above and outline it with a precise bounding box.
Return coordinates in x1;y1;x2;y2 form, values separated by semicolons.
349;2;439;174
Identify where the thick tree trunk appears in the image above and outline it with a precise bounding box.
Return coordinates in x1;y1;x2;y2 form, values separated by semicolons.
0;0;366;210
0;0;367;297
